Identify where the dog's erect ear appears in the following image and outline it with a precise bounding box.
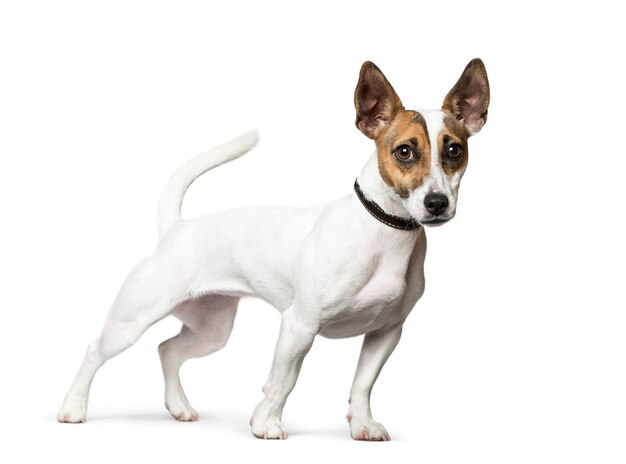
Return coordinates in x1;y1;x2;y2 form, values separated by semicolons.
443;58;490;136
354;61;404;139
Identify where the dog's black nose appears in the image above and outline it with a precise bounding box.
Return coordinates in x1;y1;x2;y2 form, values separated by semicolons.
424;193;449;216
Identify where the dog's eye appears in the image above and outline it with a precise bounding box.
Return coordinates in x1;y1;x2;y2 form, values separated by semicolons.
448;143;463;160
395;144;416;162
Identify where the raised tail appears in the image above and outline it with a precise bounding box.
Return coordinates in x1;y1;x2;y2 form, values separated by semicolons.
156;129;259;237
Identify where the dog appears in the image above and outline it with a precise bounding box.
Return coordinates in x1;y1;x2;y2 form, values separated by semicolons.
58;59;490;440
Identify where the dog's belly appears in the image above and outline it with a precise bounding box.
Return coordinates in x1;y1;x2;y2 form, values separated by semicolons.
319;304;404;338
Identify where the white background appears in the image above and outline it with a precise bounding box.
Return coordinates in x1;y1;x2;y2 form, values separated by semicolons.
1;1;624;463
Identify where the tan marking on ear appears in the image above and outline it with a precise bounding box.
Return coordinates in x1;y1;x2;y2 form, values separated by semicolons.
374;110;432;197
440;115;469;176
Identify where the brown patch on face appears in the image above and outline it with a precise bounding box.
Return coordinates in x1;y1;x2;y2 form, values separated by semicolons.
374;110;432;196
440;115;470;175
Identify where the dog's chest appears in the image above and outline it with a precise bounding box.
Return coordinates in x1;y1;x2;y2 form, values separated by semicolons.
353;264;407;309
317;248;415;338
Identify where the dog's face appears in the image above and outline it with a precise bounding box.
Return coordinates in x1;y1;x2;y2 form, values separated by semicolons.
354;59;490;226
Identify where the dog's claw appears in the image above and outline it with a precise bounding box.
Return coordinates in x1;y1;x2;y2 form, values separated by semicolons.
251;417;288;440
166;404;199;422
350;419;390;441
57;414;86;424
57;398;87;424
171;409;199;422
165;392;199;422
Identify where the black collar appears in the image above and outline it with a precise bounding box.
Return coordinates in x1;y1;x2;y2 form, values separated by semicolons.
354;179;421;231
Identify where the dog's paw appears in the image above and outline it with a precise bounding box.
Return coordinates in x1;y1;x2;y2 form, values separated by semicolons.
165;395;199;422
57;398;87;424
349;418;390;441
251;417;288;440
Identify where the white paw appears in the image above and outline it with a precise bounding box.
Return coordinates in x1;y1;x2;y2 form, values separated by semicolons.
166;395;199;422
251;417;288;440
348;415;390;441
57;398;87;423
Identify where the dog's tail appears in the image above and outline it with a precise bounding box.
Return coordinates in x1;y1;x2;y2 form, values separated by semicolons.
156;129;259;237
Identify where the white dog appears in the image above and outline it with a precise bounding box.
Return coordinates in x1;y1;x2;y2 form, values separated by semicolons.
58;59;490;440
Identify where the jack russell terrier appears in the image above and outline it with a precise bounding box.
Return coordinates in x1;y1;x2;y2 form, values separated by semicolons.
58;59;490;440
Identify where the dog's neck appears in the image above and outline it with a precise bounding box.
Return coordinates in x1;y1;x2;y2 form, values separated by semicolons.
356;152;411;220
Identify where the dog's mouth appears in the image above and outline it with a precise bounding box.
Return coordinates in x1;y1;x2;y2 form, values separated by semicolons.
420;217;451;227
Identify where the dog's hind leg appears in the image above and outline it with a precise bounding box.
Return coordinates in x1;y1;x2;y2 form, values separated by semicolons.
158;294;238;421
57;258;188;423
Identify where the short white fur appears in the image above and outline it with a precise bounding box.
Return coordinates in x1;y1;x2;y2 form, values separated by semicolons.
58;61;487;441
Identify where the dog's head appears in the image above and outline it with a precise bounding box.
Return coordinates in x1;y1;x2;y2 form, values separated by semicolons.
355;59;490;226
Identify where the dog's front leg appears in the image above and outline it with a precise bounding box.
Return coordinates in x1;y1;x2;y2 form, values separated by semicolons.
347;324;403;441
250;308;316;439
